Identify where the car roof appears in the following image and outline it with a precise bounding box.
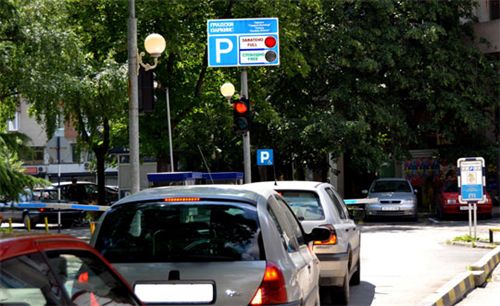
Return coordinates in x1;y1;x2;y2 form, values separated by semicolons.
0;233;94;261
112;184;277;207
373;178;408;182
249;180;326;191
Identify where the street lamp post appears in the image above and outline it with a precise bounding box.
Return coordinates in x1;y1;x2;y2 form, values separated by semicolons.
128;0;166;193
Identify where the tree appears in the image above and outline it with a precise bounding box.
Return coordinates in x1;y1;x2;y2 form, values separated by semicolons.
0;131;48;200
11;0;128;205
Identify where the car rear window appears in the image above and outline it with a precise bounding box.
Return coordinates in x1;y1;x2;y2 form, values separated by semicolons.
371;181;411;193
443;181;459;193
276;190;325;221
95;202;263;263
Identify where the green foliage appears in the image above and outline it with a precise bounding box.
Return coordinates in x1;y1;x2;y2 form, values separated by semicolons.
1;0;498;185
0;132;49;200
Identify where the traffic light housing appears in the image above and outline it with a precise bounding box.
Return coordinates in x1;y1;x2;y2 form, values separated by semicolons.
233;97;251;133
138;67;157;113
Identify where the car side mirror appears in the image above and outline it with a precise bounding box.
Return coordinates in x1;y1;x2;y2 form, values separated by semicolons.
305;227;331;243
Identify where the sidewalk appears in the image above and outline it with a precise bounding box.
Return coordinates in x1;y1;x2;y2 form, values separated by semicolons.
456;262;500;305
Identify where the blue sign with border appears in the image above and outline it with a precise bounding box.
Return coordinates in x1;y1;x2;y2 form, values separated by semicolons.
457;157;485;203
257;149;273;166
207;18;279;67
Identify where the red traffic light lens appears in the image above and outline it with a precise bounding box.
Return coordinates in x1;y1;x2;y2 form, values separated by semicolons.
265;36;276;48
234;102;248;114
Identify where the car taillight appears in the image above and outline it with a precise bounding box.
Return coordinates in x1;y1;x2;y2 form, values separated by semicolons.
38;208;45;212
313;226;337;245
249;262;287;305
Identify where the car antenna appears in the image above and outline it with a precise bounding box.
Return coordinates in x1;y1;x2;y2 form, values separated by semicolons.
197;145;214;184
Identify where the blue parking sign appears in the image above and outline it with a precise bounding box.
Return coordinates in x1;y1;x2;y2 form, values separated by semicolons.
207;18;279;67
257;149;273;166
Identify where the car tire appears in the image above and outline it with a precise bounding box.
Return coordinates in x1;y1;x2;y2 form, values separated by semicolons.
351;258;361;286
332;267;350;305
23;214;36;229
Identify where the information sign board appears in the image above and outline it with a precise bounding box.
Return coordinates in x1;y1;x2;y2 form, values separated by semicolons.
207;18;279;67
457;157;485;203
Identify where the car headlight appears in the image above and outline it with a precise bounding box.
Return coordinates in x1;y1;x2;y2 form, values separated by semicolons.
400;199;415;205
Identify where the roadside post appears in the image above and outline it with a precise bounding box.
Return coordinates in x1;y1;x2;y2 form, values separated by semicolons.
457;157;486;245
208;18;280;183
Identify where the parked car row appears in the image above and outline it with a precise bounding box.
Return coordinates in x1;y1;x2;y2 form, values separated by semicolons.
90;183;350;306
0;181;118;228
3;181;360;306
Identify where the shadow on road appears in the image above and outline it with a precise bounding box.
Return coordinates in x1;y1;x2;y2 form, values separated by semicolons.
320;281;375;306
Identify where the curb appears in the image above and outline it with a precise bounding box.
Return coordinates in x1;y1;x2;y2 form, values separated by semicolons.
420;246;500;306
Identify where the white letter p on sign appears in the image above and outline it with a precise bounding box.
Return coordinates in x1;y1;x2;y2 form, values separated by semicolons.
216;38;233;63
261;151;270;163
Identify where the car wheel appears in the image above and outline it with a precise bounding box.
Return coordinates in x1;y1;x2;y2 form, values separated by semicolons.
23;214;36;229
332;267;350;305
350;257;361;286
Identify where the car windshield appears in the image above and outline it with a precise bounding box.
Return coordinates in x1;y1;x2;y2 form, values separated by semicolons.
443;181;459;193
371;180;411;193
95;202;263;263
276;190;325;221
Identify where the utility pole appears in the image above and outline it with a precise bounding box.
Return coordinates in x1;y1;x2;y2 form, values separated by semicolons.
128;0;140;193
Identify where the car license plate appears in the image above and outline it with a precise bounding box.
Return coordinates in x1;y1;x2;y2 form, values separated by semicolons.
134;282;214;303
460;206;472;211
381;206;399;211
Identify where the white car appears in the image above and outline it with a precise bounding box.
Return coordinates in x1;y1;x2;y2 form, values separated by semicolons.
249;181;361;305
91;185;330;306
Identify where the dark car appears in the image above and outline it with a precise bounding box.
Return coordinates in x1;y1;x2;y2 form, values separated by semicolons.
53;181;119;205
435;180;493;219
32;188;86;227
0;232;143;306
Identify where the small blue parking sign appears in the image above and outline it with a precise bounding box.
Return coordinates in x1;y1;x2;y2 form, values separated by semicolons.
257;149;273;166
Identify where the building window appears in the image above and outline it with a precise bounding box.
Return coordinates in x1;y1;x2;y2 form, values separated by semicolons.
20;146;45;164
7;112;19;131
491;0;500;20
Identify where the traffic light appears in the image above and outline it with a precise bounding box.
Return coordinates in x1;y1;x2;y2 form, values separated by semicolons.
138;67;157;113
233;97;251;133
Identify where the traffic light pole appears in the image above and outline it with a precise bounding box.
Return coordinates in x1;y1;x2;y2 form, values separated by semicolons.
241;69;251;183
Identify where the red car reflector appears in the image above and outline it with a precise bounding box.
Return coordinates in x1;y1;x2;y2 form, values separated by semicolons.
250;262;287;305
164;197;200;202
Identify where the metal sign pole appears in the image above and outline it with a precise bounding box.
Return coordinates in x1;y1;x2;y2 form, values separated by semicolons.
468;202;472;237
473;202;477;241
241;68;251;183
166;87;175;172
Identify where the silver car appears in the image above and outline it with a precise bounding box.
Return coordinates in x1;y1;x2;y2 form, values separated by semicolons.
91;185;330;306
364;178;418;220
249;181;361;305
